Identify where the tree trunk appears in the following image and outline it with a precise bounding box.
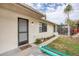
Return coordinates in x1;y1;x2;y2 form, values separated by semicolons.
67;13;70;36
68;24;70;36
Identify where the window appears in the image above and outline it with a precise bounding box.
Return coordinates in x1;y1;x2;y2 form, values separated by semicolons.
54;25;55;32
39;22;47;32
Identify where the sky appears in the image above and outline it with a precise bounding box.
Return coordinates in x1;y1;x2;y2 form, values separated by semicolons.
27;3;79;25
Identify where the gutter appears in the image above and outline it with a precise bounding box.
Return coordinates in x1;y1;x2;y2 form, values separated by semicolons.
41;19;58;25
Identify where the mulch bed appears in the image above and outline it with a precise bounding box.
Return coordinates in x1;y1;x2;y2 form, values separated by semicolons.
42;35;56;42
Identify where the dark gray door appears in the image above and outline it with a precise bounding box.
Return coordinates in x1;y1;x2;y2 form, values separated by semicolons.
18;18;28;46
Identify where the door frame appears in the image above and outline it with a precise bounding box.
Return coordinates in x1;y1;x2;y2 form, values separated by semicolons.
18;17;29;46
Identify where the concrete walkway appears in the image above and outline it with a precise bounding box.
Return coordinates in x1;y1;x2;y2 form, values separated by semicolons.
0;35;59;56
0;44;48;56
25;44;48;56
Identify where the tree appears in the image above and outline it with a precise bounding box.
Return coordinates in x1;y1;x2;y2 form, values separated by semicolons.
66;19;77;29
64;4;73;36
64;4;73;20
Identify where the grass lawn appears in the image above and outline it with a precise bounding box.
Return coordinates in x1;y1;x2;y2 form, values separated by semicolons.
47;36;79;56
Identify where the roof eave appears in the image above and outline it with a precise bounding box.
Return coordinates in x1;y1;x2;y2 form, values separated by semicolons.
17;3;45;17
41;19;58;25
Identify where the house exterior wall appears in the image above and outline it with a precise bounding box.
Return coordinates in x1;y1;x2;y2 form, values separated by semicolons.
0;5;55;54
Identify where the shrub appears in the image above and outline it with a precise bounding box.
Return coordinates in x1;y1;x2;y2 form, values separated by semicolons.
34;39;42;45
34;35;56;45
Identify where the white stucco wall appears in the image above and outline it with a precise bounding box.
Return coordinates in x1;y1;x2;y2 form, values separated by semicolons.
0;8;18;54
0;8;54;54
29;19;54;43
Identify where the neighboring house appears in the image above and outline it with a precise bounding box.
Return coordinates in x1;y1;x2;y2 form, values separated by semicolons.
71;20;79;34
57;24;68;35
0;3;57;54
58;20;79;35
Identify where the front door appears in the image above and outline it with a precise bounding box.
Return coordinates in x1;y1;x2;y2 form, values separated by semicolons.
18;18;28;46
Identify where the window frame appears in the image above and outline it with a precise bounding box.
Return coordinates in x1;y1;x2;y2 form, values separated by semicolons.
39;22;47;33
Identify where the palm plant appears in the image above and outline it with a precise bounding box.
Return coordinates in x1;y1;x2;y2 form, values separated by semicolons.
64;4;73;21
64;4;73;35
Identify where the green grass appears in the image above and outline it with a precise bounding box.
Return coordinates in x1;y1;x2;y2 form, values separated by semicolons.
47;36;79;56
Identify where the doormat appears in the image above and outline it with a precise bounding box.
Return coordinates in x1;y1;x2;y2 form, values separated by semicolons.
20;44;32;50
